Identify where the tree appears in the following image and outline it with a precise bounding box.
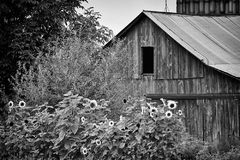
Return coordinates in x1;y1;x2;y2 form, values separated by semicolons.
0;0;113;105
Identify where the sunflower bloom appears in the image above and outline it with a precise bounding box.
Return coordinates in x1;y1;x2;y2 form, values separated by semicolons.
96;139;101;146
165;127;171;132
177;110;183;116
167;100;177;110
8;101;14;108
82;147;88;155
18;100;26;108
90;100;98;108
81;117;86;123
109;121;114;127
165;110;173;118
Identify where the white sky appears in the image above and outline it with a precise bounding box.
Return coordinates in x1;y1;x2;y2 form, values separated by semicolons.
83;0;176;35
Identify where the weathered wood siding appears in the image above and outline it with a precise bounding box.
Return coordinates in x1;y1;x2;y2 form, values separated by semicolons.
123;16;240;143
178;99;240;142
177;0;240;15
125;16;240;95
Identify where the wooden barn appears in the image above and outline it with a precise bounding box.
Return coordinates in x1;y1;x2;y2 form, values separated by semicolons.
106;0;240;144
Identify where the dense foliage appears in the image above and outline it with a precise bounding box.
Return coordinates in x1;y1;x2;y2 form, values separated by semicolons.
1;93;240;159
12;39;132;109
1;92;185;160
0;0;112;108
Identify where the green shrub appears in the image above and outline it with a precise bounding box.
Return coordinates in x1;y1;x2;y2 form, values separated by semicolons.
12;38;133;107
176;136;207;160
196;146;240;160
2;92;186;160
222;147;240;160
177;135;240;160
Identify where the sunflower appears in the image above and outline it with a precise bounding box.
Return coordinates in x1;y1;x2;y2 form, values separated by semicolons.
177;110;183;116
165;127;171;132
82;98;91;104
90;100;98;108
81;117;86;123
165;110;173;118
109;121;114;127
96;139;101;146
82;147;88;155
167;100;177;110
18;100;26;108
8;101;14;108
24;119;29;124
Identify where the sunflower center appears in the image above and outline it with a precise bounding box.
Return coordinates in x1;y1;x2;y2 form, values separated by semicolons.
170;104;175;108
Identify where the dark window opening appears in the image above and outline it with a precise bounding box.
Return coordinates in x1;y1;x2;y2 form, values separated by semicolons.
142;47;154;74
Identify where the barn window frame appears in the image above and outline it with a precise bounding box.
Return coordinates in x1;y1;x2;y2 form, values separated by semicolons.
141;46;154;75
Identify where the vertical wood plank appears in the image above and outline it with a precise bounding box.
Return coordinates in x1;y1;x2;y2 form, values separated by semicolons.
202;100;206;141
172;80;178;93
132;28;139;79
166;37;170;79
161;32;167;79
237;99;240;139
190;0;194;13
172;41;179;79
158;30;164;79
192;57;197;78
222;99;227;143
178;47;184;78
197;79;202;94
225;1;229;13
156;29;161;79
199;61;204;77
164;80;169;94
167;38;173;79
228;78;233;93
215;0;220;14
178;80;184;94
210;0;215;13
168;80;173;94
184;80;190;94
184;51;189;78
229;0;233;13
205;0;210;14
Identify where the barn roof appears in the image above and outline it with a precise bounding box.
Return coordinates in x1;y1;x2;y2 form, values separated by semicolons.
108;11;240;78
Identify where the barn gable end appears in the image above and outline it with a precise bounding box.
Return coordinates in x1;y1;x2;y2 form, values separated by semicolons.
105;11;240;143
120;13;240;95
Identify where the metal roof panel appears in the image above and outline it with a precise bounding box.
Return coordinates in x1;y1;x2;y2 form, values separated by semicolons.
210;64;240;78
144;11;240;78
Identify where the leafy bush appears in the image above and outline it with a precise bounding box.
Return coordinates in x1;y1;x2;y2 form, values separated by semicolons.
220;147;240;160
176;136;207;160
2;92;186;160
176;134;240;160
196;142;240;160
12;38;133;106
